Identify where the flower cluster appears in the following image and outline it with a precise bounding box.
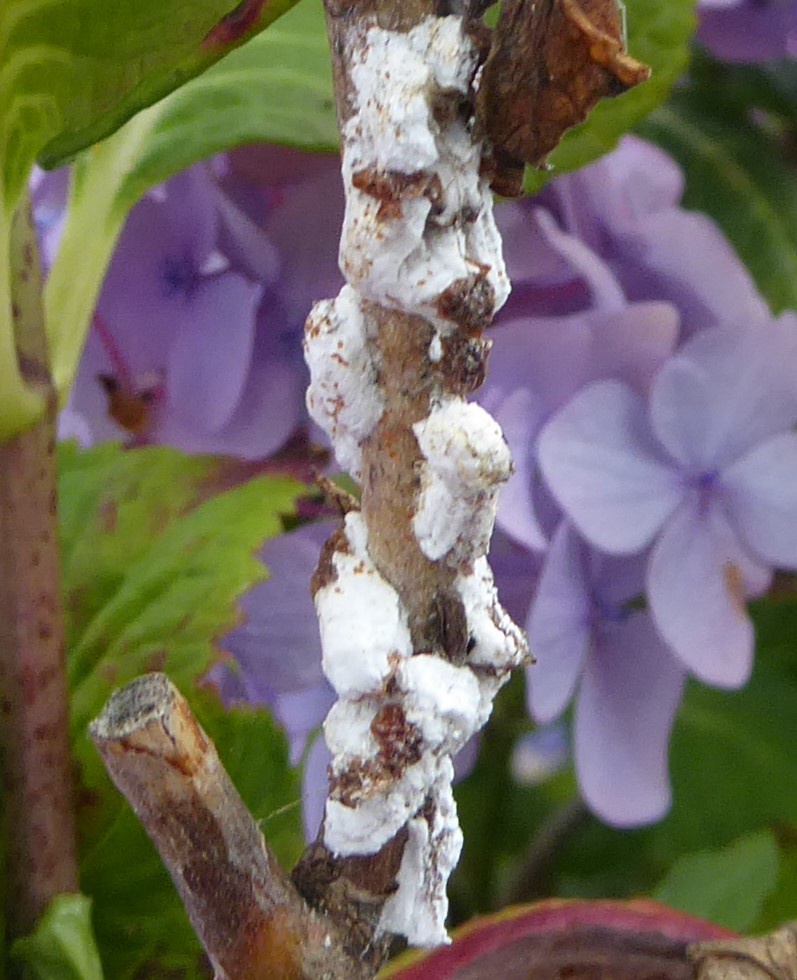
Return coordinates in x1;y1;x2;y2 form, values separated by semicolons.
50;149;343;458
480;135;797;825
44;132;797;835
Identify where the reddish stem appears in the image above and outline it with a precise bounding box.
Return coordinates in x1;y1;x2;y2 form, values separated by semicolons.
0;199;79;938
92;312;135;391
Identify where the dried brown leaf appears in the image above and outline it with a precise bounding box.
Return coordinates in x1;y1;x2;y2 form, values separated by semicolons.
476;0;651;195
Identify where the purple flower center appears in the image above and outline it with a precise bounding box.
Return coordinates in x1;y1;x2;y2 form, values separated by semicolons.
591;594;629;629
686;469;719;514
161;253;200;298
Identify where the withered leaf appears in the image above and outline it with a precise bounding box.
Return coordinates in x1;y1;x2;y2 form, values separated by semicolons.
475;0;651;195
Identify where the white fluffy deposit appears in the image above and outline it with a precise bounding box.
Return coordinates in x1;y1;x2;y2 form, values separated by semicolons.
303;12;528;950
413;398;512;563
338;15;509;328
304;286;383;480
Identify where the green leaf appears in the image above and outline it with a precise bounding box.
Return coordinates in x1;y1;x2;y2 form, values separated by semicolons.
97;0;338;186
11;895;103;980
526;0;698;191
58;441;301;807
687;52;797;132
653;831;780;932
757;840;797;933
665;665;797;853
750;592;797;682
1;0;299;212
57;443;306;976
58;443;301;739
639;87;797;314
46;0;336;404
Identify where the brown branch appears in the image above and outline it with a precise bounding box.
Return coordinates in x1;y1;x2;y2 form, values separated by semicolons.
90;673;369;980
0;199;79;939
292;2;465;953
293;0;526;964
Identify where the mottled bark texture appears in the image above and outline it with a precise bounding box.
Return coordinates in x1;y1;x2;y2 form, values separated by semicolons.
294;0;528;964
0;200;79;939
91;674;369;980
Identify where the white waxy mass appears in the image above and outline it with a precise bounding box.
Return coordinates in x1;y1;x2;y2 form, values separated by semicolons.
303;13;527;948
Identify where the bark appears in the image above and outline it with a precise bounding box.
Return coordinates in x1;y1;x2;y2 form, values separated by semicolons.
294;0;528;964
90;673;369;980
0;199;79;939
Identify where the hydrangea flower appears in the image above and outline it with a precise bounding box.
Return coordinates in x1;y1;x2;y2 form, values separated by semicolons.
697;0;797;62
480;135;797;825
60;150;344;458
538;319;797;690
480;302;679;551
46;134;796;831
527;523;685;824
495;136;767;340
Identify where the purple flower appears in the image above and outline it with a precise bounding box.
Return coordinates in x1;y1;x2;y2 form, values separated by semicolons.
221;524;334;742
63;151;344;459
483;138;797;825
480;301;680;551
495;136;767;339
216;522;335;839
483;136;766;560
697;0;797;62
527;523;685;825
538;318;797;689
